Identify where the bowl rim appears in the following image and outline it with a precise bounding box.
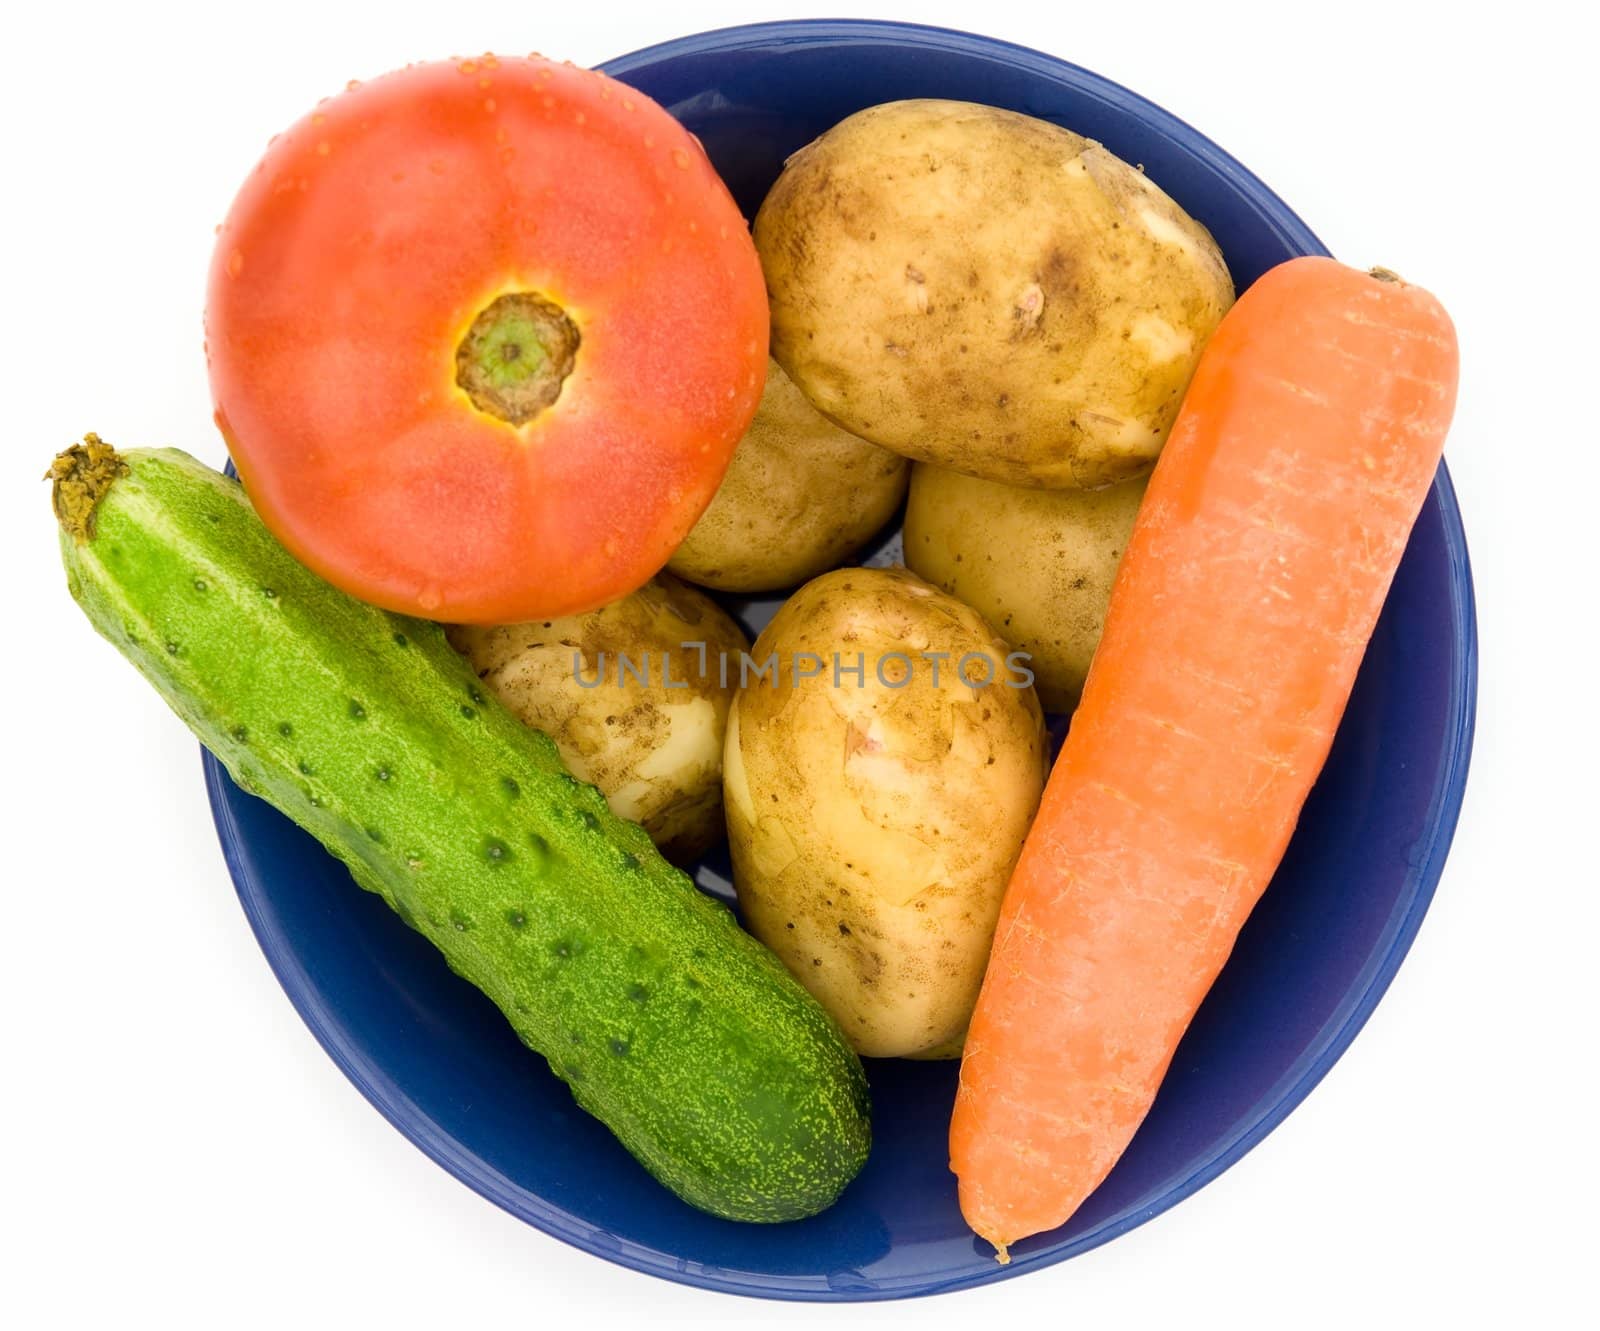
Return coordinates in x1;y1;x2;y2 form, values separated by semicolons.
203;17;1478;1302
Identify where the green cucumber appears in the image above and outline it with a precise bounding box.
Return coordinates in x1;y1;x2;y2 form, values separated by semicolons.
51;439;870;1221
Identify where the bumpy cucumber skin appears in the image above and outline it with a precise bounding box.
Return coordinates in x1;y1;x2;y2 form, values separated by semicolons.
60;449;870;1222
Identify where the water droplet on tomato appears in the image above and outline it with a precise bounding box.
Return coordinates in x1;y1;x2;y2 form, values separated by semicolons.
346;79;361;91
418;586;442;612
478;75;491;89
621;97;636;112
671;148;692;170
643;134;656;149
226;249;244;278
482;54;499;69
483;98;496;113
574;110;586;126
312;112;325;125
458;59;478;75
499;146;515;164
316;140;331;156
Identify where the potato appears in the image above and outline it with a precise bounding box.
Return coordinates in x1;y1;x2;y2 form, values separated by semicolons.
448;574;748;862
754;99;1234;489
668;359;908;593
904;462;1147;713
724;567;1045;1058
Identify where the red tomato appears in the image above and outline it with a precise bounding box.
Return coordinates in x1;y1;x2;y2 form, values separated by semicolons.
206;56;767;622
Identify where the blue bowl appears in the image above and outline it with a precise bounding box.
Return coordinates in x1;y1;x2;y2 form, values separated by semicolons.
203;19;1476;1301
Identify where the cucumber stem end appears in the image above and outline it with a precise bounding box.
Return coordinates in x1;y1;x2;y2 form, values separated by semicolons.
47;434;128;543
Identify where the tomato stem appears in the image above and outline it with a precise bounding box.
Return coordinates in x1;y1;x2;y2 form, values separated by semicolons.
455;292;579;425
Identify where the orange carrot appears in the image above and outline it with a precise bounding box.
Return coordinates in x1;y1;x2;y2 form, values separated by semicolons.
948;256;1458;1260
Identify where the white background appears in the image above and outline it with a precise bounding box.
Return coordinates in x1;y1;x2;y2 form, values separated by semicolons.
4;1;1593;1326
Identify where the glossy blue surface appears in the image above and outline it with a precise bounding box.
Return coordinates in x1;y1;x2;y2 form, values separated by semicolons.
203;20;1477;1300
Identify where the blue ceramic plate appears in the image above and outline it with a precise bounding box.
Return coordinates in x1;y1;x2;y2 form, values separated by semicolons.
204;19;1477;1301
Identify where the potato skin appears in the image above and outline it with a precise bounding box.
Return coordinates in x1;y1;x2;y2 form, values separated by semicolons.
904;463;1147;713
668;359;908;593
724;567;1045;1058
448;574;749;862
754;99;1234;488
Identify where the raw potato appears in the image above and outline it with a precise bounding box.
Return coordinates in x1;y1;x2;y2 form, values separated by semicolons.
904;463;1147;713
668;359;908;593
754;99;1234;488
448;574;748;862
724;567;1046;1058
